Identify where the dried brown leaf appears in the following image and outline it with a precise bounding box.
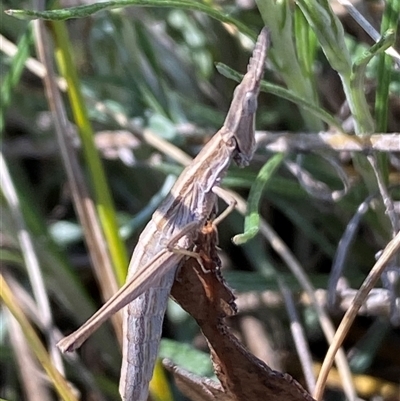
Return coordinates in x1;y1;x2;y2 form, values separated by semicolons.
171;221;315;401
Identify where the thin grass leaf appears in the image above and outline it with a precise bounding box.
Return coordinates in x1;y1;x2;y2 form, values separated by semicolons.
327;193;374;310
0;25;33;135
256;0;323;130
375;0;400;132
295;0;351;75
0;274;79;401
294;8;318;101
0;151;66;381
233;153;285;245
350;29;395;134
336;0;400;66
6;307;53;401
278;279;316;394
375;54;394;134
50;20;128;285
295;0;376;135
5;0;255;39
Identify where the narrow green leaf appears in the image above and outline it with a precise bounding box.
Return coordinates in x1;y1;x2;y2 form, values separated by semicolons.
233;153;285;245
375;0;400;132
5;0;255;39
256;0;324;130
351;30;395;134
0;25;33;135
294;7;318;99
296;0;351;75
50;20;128;284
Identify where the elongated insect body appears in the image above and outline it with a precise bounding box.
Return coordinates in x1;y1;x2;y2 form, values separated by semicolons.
120;268;175;401
119;133;233;401
57;28;270;401
120;29;270;401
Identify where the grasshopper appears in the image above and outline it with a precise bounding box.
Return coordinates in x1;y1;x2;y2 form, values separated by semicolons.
58;27;270;401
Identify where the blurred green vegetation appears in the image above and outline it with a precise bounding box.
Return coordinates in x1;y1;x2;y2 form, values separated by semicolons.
1;0;399;400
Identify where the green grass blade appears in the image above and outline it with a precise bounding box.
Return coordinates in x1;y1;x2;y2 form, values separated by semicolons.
0;275;79;401
295;0;351;75
350;30;395;135
50;20;128;285
233;153;285;245
0;25;33;135
294;7;318;101
375;0;400;132
256;0;323;130
295;0;375;134
5;0;254;39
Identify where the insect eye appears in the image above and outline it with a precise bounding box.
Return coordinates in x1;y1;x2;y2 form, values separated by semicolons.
244;92;258;114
